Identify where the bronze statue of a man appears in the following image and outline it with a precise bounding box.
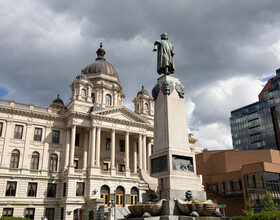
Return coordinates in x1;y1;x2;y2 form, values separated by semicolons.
153;33;175;75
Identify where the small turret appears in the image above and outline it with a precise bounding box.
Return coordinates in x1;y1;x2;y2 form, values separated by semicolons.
133;86;153;116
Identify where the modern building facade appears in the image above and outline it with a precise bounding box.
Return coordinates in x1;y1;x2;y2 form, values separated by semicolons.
196;149;280;217
230;68;280;150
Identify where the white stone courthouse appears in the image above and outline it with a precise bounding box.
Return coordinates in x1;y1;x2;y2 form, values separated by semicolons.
0;44;197;219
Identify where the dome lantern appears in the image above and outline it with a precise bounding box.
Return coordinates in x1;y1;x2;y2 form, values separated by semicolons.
96;42;106;60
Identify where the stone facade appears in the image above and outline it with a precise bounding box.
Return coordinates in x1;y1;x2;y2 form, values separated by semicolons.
0;44;196;219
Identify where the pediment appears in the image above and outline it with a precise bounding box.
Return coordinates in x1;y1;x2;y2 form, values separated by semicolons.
92;107;149;124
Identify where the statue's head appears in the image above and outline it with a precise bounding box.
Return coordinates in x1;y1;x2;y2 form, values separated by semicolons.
161;80;174;95
185;190;193;201
161;33;168;40
175;82;185;98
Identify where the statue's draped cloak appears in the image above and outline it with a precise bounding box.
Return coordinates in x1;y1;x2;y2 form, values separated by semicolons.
155;40;175;74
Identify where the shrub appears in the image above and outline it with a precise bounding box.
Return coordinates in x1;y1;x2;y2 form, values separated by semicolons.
249;211;280;220
232;216;248;220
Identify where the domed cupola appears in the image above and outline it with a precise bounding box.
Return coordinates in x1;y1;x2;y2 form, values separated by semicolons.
133;86;153;117
50;94;66;110
137;86;150;96
69;43;125;111
82;43;121;86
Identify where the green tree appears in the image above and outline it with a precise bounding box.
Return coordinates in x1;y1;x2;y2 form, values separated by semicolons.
243;197;254;218
82;196;95;220
260;192;278;212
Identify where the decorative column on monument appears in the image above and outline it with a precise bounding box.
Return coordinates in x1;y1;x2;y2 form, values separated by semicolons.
151;33;205;201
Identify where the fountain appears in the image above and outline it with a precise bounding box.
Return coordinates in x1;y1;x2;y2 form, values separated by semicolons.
122;33;230;219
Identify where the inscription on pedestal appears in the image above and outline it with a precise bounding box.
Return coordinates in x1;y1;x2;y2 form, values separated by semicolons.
151;155;168;174
172;155;194;172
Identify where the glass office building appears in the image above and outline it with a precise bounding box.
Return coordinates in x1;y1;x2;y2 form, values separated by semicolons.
230;68;280;150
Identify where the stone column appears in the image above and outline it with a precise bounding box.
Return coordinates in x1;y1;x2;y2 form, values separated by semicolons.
147;140;152;172
90;126;96;167
125;132;130;176
142;135;147;170
69;125;76;172
64;128;70;170
83;131;88;170
111;129;116;175
0;121;13;167
95;127;101;167
133;140;137;173
101;88;105;107
138;134;143;169
42;126;51;172
113;91;117;107
21;124;33;171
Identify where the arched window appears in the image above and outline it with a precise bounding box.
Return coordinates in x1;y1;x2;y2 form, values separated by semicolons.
10;149;20;168
105;94;112;106
49;154;58;171
31;152;39;170
115;186;125;207
81;89;86;97
100;185;110;206
130;187;139;205
145;103;149;110
91;93;95;103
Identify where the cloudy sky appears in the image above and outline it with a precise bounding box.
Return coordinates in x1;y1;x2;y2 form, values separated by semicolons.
1;0;280;150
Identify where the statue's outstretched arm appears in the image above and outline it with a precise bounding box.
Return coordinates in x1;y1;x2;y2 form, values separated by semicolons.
153;40;160;51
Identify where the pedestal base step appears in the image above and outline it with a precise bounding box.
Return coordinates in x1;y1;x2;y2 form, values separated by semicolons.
120;216;231;220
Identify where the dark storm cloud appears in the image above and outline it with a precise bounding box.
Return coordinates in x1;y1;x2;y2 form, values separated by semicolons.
1;0;280;148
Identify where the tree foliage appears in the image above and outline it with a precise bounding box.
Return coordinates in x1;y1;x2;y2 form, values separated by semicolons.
260;192;278;212
82;196;95;218
243;197;254;218
233;193;280;219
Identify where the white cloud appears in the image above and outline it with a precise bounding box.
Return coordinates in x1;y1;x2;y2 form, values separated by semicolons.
192;122;232;150
188;75;265;150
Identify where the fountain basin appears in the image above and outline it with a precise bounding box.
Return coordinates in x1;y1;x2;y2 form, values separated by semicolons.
128;199;164;217
176;199;217;216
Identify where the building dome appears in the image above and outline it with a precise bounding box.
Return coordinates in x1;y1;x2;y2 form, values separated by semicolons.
52;94;64;106
137;86;150;96
82;43;120;83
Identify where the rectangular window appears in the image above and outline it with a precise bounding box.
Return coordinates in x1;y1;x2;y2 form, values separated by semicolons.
106;138;111;150
75;133;80;146
47;183;57;198
60;207;64;220
119;140;125;152
25;208;35;220
45;208;55;220
52;130;60;144
34;127;42;141
103;162;109;171
27;182;37;197
14;125;23;139
63;182;67;197
6;181;17;196
2;208;13;217
118;164;125;172
76;182;85;196
0;122;3;137
74;160;79;169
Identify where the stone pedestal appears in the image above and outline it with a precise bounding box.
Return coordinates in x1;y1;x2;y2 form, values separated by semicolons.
151;75;205;201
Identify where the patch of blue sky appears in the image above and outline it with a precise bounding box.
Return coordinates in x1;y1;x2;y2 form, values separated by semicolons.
0;87;8;98
190;128;199;132
259;75;274;82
